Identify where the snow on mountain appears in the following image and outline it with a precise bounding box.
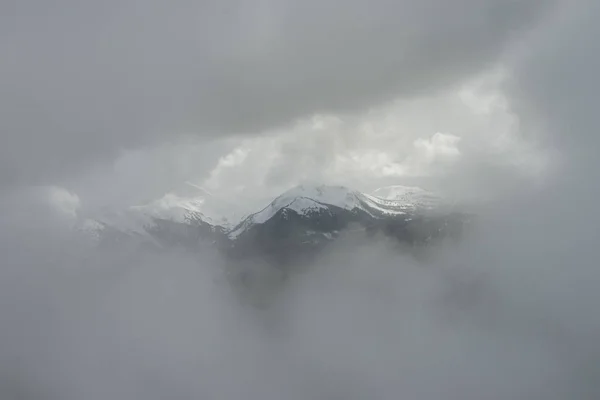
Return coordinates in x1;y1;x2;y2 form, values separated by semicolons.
254;185;363;221
153;182;238;227
227;185;357;239
74;182;448;245
227;184;414;239
130;193;217;226
371;185;441;209
77;182;237;242
73;217;106;243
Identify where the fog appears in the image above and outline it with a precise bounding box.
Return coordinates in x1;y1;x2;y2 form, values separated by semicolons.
1;184;599;399
2;0;600;398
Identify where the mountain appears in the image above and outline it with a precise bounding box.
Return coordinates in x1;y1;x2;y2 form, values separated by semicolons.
228;185;407;239
75;183;231;251
225;185;467;262
76;184;469;258
371;185;444;209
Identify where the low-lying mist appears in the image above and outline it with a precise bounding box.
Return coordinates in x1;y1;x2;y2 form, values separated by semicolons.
2;0;600;398
1;177;598;399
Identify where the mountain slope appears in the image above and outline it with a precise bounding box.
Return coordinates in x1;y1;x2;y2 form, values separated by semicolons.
227;184;451;239
228;185;408;239
370;185;443;209
75;183;468;257
226;184;467;261
76;184;231;251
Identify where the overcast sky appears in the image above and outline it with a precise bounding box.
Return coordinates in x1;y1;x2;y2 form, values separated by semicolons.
0;0;582;216
4;2;600;399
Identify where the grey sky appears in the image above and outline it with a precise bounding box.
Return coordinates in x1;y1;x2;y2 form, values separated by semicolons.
3;1;600;399
1;0;551;192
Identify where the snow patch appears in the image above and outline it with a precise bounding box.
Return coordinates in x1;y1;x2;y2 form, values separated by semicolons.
250;185;361;224
227;184;414;239
371;185;441;209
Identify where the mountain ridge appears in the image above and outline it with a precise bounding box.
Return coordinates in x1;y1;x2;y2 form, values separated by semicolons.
76;183;467;256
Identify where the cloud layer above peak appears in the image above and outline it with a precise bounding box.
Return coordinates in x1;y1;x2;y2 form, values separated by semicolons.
0;0;551;189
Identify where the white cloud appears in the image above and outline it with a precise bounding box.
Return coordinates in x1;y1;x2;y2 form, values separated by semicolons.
40;63;550;216
4;3;600;399
198;69;547;202
46;187;81;220
0;0;552;189
0;186;81;244
411;132;462;166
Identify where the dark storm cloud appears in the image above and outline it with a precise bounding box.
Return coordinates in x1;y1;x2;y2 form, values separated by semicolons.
0;0;551;188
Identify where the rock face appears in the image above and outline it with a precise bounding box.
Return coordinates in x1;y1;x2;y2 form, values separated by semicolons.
77;184;470;261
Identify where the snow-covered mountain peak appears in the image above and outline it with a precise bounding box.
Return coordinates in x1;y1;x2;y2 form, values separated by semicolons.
272;185;361;209
72;181;455;247
371;185;441;209
372;185;427;199
130;193;211;224
77;183;237;242
227;185;363;239
227;184;424;239
256;185;370;220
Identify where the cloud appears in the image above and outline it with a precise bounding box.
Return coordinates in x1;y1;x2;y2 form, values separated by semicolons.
0;185;80;232
70;137;235;212
3;1;600;399
0;0;552;189
20;64;544;216
0;216;595;399
508;0;600;167
199;69;546;204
